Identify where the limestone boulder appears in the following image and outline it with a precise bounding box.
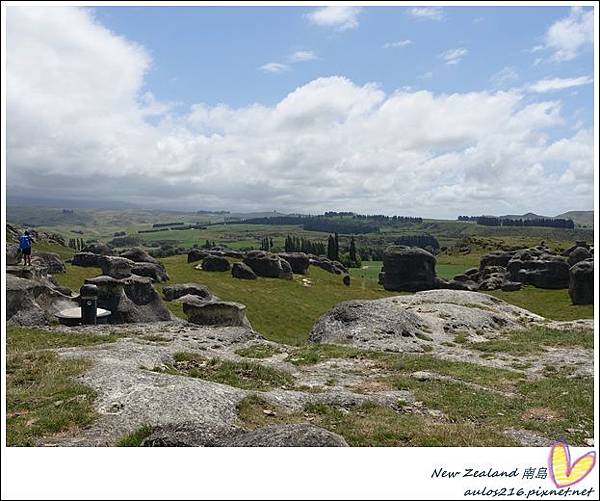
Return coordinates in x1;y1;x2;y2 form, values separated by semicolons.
32;251;66;274
231;262;257;280
81;242;113;255
163;283;213;302
131;262;169;282
72;252;104;268
85;275;171;324
243;251;292;279
569;258;593;305
200;255;231;272
379;245;437;292
187;248;210;263
181;296;251;328
278;252;310;274
6;243;21;265
99;256;135;279
6;274;77;325
567;246;592;267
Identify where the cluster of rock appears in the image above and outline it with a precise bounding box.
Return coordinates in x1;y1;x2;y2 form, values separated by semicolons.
379;242;593;305
72;247;169;283
188;247;349;281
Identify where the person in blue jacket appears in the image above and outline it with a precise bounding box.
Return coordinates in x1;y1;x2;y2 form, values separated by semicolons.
19;230;34;266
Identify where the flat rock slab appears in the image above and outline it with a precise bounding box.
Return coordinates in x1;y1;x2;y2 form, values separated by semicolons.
310;290;543;353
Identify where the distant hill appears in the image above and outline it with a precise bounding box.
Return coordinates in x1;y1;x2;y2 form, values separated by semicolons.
555;211;594;228
498;212;549;220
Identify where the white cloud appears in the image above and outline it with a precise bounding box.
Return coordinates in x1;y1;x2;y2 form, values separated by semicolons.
6;7;593;216
259;62;290;73
289;50;317;62
440;48;468;65
490;66;519;88
383;40;413;49
306;6;361;31
526;76;593;93
537;7;593;62
408;7;444;21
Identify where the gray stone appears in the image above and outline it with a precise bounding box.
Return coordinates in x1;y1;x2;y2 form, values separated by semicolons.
231;262;257;280
187;248;209;263
181;297;251;328
85;275;171;324
567;246;592;267
32;251;66;274
119;247;161;265
379;245;437;292
569;258;593;305
72;252;104;268
6;243;21;265
140;422;347;447
343;274;351;286
201;255;231;272
243;251;292;279
278;252;310;274
100;256;135;279
81;242;113;255
163;283;212;301
131;262;169;282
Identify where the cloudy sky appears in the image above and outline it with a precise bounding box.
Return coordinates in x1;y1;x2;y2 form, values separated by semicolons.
5;5;595;217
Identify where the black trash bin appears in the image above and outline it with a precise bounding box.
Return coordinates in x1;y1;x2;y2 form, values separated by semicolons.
80;284;98;325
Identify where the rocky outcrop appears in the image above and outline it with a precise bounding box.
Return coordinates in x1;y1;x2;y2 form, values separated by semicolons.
81;242;113;255
243;251;292;279
567;246;592;267
141;422;347;447
99;256;135;279
379;246;439;292
309;257;347;275
6;243;20;265
72;252;104;268
569;259;593;305
181;296;251;328
31;251;66;274
163;283;213;302
6;274;77;325
200;255;231;272
310;290;543;353
187;248;210;263
131;262;169;282
278;252;310;274
479;250;516;270
119;247;160;265
85;275;171;324
231;262;257;280
507;249;569;289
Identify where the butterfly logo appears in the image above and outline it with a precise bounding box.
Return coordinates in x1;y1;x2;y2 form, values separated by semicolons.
549;442;596;488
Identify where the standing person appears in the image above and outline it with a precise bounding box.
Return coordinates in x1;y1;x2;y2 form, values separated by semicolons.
19;230;34;266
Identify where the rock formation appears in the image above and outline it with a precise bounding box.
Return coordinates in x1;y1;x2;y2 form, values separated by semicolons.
569;258;593;305
278;252;310;274
231;262;257;280
162;283;213;302
379;246;439;292
200;255;231;272
243;251;292;279
181;296;251;328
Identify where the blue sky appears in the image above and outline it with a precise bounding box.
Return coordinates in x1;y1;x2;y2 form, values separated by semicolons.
95;6;593;122
6;5;596;216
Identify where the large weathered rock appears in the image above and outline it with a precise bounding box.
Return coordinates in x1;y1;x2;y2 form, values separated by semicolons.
140;423;347;447
479;250;517;270
477;266;510;291
131;262;169;282
72;252;104;268
6;243;21;265
187;248;210;263
85;275;171;324
201;255;231;272
310;257;346;275
278;252;310;274
567;246;592;267
243;251;292;279
507;253;569;289
99;256;135;279
181;296;251;327
163;283;212;302
379;246;437;292
310;290;543;353
81;242;113;255
231;262;257;280
32;251;66;274
6;274;77;325
569;259;593;305
222;249;245;259
119;247;160;266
